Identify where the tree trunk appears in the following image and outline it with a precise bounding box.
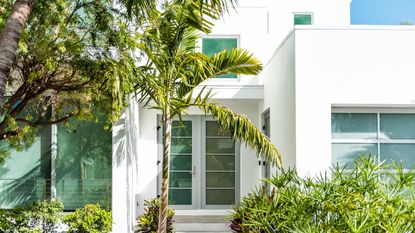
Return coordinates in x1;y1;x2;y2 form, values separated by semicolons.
158;104;172;233
0;0;36;114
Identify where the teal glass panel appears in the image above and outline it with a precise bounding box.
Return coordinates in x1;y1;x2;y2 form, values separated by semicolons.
169;189;191;205
169;120;192;205
0;126;51;208
170;172;191;188
331;113;377;139
380;144;415;169
170;155;192;170
172;121;192;137
206;138;235;154
206;155;235;170
380;114;415;139
332;143;377;167
202;38;238;78
294;14;312;25
56;116;112;210
206;172;235;187
171;138;192;154
206;121;231;137
206;189;235;205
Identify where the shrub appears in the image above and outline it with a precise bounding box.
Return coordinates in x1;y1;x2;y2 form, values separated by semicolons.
64;204;112;233
231;157;415;233
0;199;63;233
135;198;174;233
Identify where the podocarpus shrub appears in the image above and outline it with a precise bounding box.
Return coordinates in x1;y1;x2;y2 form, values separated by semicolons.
231;157;415;233
0;199;64;233
135;198;175;233
64;204;112;233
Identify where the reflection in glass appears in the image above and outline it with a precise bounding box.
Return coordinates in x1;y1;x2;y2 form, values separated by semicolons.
380;144;415;169
0;126;51;208
332;143;378;167
56;115;112;210
331;113;377;139
206;189;235;205
380;114;415;139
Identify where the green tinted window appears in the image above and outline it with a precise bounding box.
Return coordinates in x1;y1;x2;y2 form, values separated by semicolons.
56;115;112;210
294;14;312;25
0;126;51;208
202;38;238;78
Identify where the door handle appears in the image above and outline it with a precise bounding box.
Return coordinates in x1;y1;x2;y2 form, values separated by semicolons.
192;166;196;176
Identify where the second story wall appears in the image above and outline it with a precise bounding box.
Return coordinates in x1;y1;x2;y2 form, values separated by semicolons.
204;0;351;86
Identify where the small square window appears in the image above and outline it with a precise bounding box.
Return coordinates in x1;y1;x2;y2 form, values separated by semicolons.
202;37;238;78
294;13;313;25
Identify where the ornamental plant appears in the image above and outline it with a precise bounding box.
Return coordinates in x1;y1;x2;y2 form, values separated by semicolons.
64;204;112;233
231;156;415;233
135;198;175;233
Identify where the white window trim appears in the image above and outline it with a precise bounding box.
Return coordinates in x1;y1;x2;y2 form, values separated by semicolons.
292;12;314;25
332;108;415;170
198;35;241;82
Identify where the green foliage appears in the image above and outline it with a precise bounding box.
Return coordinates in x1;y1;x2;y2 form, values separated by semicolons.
231;157;415;233
0;199;63;233
0;0;139;158
64;204;112;233
135;199;175;233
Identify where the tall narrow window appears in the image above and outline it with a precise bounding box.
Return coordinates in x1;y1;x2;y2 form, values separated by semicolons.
294;13;313;25
205;121;236;205
202;37;238;78
169;121;193;205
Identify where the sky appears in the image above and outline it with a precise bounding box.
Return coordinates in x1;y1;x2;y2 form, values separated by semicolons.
351;0;415;25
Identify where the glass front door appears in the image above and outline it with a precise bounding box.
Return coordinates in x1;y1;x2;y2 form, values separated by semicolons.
163;117;239;209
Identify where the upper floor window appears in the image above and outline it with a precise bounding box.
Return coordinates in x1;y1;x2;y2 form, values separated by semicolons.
294;13;313;25
331;110;415;169
202;37;238;79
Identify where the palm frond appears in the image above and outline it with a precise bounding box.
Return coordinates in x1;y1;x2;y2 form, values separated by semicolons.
196;100;282;167
176;48;262;99
209;48;263;76
126;0;157;18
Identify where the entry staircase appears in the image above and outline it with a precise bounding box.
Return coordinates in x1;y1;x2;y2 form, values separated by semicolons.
174;210;231;232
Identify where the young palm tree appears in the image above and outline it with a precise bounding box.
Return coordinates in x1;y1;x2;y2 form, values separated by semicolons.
131;1;282;232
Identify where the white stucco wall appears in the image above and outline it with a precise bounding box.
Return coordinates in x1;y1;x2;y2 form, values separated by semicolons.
135;100;261;213
294;26;415;176
112;98;140;233
260;32;297;170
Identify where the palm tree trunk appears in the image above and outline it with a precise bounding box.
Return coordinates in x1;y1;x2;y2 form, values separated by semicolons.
0;0;36;114
158;104;172;233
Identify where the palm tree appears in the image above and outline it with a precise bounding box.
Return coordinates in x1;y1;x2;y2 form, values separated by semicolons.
130;1;282;232
0;0;36;115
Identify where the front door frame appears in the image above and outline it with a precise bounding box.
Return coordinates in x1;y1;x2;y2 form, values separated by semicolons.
157;115;240;210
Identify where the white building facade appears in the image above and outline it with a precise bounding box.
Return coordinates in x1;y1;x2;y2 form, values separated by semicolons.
6;0;415;232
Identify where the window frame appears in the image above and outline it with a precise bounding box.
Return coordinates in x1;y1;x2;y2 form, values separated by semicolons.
293;12;314;26
332;107;415;170
199;35;241;82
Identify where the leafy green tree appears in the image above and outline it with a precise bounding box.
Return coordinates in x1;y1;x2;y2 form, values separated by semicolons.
129;1;282;232
0;0;36;113
0;0;138;160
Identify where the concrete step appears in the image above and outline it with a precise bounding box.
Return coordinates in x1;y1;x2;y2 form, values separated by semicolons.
173;215;231;232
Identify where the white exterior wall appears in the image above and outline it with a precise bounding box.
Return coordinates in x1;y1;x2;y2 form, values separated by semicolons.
136;100;261;213
112;98;140;233
261;32;297;170
113;0;354;224
294;26;415;176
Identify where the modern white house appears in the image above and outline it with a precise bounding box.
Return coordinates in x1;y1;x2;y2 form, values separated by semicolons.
4;0;415;232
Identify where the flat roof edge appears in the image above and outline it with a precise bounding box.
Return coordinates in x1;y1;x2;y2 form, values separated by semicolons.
294;25;415;31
